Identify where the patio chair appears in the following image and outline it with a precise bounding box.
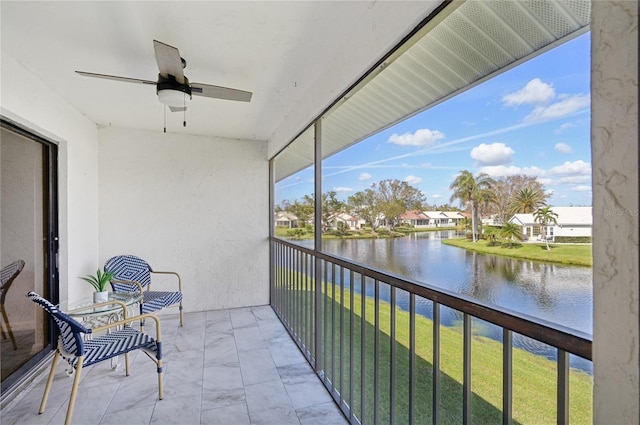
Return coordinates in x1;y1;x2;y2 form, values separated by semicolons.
27;291;163;425
1;260;25;350
104;255;183;329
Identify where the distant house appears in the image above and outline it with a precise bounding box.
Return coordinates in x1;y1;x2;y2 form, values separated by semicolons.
274;211;299;228
397;210;464;228
508;206;592;241
399;210;430;227
326;213;361;231
424;211;465;227
482;215;503;227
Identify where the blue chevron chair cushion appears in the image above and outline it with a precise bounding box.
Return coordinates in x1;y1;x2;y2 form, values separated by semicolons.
141;290;183;313
28;291;90;359
26;291;164;425
106;255;152;291
104;255;184;327
27;291;159;367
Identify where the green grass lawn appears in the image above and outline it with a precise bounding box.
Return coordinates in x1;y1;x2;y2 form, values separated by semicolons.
442;238;592;267
279;280;593;424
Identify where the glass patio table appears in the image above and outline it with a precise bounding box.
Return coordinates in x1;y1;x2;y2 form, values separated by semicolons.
60;291;142;324
58;292;143;372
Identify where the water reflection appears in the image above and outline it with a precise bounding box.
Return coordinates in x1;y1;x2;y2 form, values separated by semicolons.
321;232;591;332
318;231;593;373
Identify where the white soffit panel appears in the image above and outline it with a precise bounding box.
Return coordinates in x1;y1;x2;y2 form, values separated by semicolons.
320;0;591;164
275;125;315;183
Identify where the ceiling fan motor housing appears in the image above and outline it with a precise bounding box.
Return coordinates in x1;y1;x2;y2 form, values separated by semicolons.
157;74;192;95
156;74;192;107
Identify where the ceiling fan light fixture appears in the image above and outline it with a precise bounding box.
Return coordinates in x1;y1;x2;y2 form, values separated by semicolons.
158;89;191;108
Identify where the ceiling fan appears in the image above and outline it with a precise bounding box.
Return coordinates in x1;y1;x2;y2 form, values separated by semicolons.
76;40;252;116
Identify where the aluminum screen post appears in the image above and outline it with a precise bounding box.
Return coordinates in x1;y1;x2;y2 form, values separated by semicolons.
314;118;323;374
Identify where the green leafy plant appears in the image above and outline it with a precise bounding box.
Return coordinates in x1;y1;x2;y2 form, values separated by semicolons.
80;269;115;292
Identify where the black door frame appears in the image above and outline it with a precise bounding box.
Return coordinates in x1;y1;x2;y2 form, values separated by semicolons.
0;118;59;396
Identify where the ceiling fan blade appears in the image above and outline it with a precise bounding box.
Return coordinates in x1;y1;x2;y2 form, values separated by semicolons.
190;82;253;102
153;40;185;84
76;71;156;85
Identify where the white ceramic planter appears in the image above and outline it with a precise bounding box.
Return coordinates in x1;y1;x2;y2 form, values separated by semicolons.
93;291;109;303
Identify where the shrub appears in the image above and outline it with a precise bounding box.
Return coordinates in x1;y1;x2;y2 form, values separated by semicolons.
286;228;306;239
554;236;592;243
395;227;413;234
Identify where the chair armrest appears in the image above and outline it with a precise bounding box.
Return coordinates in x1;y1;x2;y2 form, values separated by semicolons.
67;300;129;319
111;278;144;293
150;271;182;292
91;313;162;342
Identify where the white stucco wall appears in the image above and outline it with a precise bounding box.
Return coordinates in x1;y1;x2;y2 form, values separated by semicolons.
98;127;269;312
591;1;639;423
554;225;591;238
1;49;99;303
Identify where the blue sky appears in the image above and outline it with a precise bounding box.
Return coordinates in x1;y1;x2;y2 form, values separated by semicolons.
278;32;591;209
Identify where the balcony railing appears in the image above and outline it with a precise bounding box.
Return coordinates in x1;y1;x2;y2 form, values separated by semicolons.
270;237;592;425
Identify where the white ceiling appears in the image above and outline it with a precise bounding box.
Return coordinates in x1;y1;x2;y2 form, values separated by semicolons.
1;1;437;142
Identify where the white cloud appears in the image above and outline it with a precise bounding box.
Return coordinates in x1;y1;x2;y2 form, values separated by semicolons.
478;158;589;182
404;175;422;185
477;160;591;190
502;78;555;107
432;194;442;199
525;94;590;123
470;142;514;166
358;172;372;181
333;187;353;193
388;128;445;146
548;160;591;175
478;165;545;178
554;142;573;154
547;190;565;200
555;122;577;134
558;175;590;184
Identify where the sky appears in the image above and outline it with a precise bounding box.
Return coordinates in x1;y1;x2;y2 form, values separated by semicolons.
277;32;592;209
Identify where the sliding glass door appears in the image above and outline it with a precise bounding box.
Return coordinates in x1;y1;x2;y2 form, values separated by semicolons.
0;120;58;394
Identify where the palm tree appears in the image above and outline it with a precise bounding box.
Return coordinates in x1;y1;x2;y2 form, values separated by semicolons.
507;187;546;215
449;170;495;242
456;217;471;233
500;222;522;248
476;185;497;238
534;205;559;250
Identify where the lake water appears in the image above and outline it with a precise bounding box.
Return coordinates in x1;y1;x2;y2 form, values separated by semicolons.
306;231;593;373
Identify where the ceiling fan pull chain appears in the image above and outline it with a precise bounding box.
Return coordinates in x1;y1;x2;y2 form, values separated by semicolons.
183;94;187;127
164;105;167;133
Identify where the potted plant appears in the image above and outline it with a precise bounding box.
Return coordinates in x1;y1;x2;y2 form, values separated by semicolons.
80;269;115;303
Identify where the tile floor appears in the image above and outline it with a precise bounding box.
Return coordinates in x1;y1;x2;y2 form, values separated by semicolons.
1;306;348;425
